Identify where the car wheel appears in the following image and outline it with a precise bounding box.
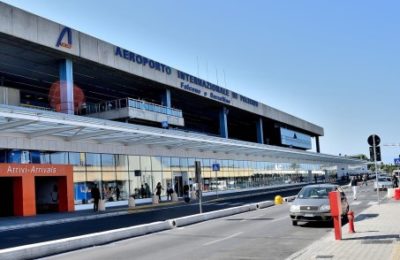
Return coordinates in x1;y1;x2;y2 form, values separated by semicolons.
292;220;298;226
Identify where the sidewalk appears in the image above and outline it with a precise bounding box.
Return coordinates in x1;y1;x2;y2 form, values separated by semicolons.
287;199;400;260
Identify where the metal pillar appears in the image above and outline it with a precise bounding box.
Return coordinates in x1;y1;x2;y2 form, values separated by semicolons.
59;59;74;114
316;136;321;153
162;89;171;108
256;117;264;144
219;106;228;138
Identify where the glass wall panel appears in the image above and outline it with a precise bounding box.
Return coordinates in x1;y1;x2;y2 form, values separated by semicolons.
128;155;140;171
86;153;101;172
116;171;129;200
142;171;154;197
163;171;173;194
161;157;171;171
128;171;142;198
171;157;180;172
179;158;188;171
50;152;68;164
73;172;88;204
140;156;152;171
115;155;128;172
151;157;162;171
69;152;86;171
101;154;115;172
39;152;51;164
152;171;163;196
102;171;116;201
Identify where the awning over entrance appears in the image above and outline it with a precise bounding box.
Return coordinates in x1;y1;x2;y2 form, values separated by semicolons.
0;105;364;165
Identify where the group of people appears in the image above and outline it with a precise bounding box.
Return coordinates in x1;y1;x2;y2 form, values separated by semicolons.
349;173;399;200
91;181;193;211
90;184;121;212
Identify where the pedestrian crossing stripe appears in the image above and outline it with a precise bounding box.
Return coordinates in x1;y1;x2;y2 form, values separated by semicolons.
351;201;361;205
368;201;378;205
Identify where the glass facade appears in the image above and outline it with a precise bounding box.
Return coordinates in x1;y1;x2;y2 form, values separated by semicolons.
0;149;331;205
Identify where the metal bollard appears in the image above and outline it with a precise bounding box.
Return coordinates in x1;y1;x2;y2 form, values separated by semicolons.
347;210;355;233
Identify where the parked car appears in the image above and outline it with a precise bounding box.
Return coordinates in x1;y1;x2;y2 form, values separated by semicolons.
289;184;349;226
374;177;392;191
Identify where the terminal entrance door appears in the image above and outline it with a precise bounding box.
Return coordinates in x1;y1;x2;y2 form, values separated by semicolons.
0;177;14;217
173;172;188;197
35;176;69;214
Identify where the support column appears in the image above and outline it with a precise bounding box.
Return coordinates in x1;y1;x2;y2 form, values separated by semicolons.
59;59;74;114
256;117;264;144
162;89;171;108
316;136;320;153
219;106;228;138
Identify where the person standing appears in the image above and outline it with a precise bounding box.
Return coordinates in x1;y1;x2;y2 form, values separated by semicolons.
155;182;163;202
145;183;151;198
350;176;358;200
116;186;120;201
91;184;100;212
140;185;146;198
166;183;173;200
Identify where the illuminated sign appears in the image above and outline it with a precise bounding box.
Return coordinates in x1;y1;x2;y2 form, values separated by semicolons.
115;47;172;75
280;128;312;150
56;27;72;49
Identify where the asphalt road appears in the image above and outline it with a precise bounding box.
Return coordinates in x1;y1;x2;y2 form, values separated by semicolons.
41;184;384;260
0;186;302;249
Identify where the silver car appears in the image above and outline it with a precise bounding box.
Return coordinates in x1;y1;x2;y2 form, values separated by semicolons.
289;184;349;226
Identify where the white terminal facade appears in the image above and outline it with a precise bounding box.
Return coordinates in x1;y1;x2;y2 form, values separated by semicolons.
0;2;365;216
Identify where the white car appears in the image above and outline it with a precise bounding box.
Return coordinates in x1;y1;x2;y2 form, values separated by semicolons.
374;177;392;191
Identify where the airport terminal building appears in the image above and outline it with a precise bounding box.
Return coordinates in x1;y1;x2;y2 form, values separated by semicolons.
0;2;364;217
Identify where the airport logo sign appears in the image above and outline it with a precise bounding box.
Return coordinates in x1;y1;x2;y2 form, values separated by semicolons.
56;27;72;49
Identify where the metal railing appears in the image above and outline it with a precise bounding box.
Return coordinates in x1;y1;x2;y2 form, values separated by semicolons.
83;97;183;118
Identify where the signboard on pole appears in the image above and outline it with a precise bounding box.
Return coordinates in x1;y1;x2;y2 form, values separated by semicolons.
212;163;220;171
394;158;400;166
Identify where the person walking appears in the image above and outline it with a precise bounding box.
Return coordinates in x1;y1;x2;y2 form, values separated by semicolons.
350;176;358;200
362;174;368;186
155;182;163;202
392;174;398;188
91;184;100;212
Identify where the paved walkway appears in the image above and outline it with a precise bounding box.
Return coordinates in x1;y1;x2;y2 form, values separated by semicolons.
287;199;400;260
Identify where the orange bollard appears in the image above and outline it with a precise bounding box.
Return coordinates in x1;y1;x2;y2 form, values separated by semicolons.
329;191;342;240
347;211;355;233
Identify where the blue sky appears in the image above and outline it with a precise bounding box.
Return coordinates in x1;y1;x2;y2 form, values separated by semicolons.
3;0;400;163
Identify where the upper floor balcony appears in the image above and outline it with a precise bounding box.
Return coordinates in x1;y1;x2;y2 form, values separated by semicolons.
82;98;185;127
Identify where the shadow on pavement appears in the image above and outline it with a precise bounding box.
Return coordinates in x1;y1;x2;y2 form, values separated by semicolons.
355;213;379;222
344;234;399;242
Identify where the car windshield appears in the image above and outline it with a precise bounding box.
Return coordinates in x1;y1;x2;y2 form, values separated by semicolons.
297;186;335;199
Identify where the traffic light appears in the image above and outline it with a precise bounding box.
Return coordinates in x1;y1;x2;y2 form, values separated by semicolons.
369;146;381;161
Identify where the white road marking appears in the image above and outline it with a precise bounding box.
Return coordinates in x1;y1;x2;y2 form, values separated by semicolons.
350;201;361;206
368;201;378;205
202;232;243;246
216;202;229;206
